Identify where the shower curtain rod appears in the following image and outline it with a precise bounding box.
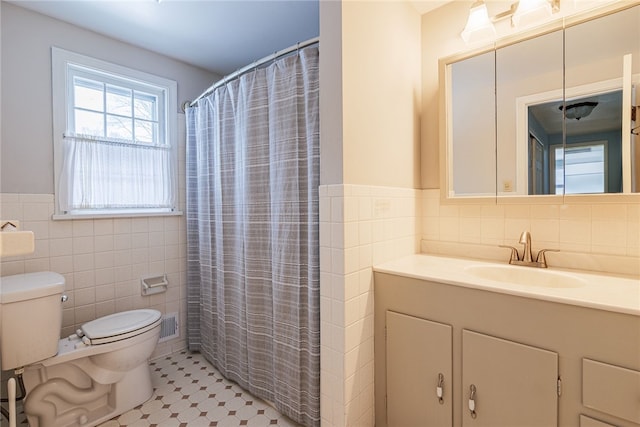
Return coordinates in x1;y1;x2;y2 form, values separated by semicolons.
189;36;319;108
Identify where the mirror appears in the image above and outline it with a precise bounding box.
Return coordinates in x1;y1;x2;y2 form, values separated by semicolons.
496;28;563;196
442;3;640;200
447;50;496;197
563;5;639;194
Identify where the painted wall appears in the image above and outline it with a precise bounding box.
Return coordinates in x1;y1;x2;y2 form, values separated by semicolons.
420;0;470;189
319;0;344;185
322;0;422;189
0;3;218;358
0;2;218;194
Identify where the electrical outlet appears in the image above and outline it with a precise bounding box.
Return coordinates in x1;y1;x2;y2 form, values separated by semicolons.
502;180;513;192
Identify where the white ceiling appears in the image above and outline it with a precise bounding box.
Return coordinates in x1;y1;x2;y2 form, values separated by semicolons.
9;0;451;77
9;0;320;76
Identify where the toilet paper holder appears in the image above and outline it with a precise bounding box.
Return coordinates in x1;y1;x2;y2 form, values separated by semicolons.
141;274;168;296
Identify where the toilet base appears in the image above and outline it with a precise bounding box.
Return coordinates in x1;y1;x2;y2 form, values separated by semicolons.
23;361;154;427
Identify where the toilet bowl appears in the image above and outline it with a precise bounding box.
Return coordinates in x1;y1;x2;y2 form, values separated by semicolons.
0;272;162;427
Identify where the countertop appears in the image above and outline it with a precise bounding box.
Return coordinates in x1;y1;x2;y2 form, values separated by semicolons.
374;254;640;316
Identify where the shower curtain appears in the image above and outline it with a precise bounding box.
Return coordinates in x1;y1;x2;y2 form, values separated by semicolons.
185;46;320;427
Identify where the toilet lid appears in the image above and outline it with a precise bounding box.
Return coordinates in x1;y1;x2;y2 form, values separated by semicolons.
81;309;162;345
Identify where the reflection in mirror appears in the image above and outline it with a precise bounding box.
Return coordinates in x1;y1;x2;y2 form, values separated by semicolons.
528;90;622;194
448;50;496;197
564;5;639;194
496;29;563;196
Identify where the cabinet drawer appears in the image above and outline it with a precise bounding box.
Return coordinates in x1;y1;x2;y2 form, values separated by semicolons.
583;358;640;423
579;415;617;427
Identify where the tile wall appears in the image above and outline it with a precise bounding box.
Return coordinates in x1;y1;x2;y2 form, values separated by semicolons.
421;189;640;275
0;193;188;359
321;186;639;427
3;184;637;427
319;184;421;427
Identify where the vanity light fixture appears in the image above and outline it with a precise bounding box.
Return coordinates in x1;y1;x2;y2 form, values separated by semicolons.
461;1;496;43
559;101;598;120
512;0;561;28
461;0;561;43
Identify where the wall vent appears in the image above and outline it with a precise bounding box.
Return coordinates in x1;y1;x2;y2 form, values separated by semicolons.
158;312;179;343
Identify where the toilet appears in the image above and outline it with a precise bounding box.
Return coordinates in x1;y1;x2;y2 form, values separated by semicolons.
0;271;162;427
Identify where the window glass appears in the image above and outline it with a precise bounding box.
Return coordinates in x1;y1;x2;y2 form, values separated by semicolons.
52;47;178;218
554;143;606;194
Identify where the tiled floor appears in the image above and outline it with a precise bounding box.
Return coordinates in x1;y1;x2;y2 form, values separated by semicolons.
6;350;301;427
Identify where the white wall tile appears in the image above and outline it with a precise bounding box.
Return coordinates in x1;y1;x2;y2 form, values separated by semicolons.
530;219;560;246
24;258;50;272
94;219;114;236
23;220;49;240
50;238;73;257
1;194;187;350
320;184;423;427
49;221;73;239
73;220;94;237
421;190;638;273
114;234;132;250
73;236;95;254
132;218;149;233
23;203;50;221
94;235;114;253
73;253;95;272
113;218;132;234
50;255;74;274
75;287;96;306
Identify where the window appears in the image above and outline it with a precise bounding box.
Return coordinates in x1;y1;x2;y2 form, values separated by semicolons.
552;141;607;194
52;47;179;218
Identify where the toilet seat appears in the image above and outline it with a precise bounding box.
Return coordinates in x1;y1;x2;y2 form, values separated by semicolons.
79;309;162;345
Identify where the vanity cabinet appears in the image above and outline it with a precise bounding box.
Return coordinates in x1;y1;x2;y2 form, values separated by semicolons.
386;311;452;426
384;312;559;427
461;330;558;426
374;271;640;427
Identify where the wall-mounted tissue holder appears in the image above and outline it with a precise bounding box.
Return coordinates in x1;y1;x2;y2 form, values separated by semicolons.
141;274;168;296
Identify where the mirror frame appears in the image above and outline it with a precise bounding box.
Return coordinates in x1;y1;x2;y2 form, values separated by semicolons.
439;1;640;205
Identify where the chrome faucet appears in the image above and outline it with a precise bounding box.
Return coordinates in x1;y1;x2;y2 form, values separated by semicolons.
500;231;558;268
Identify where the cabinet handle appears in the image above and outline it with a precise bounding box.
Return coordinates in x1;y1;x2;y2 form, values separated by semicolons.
468;384;477;419
436;373;444;404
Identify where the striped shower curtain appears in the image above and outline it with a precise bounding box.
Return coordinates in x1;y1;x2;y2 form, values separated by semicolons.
185;46;320;427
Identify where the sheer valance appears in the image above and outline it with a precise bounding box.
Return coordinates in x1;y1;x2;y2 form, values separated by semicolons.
58;134;175;213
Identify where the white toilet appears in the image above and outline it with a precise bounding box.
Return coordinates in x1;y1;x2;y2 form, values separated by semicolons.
0;271;162;427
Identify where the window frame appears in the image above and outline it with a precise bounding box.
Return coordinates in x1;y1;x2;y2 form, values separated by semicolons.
550;140;609;195
52;47;180;219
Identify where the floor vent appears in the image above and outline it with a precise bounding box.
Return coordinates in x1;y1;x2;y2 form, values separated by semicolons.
158;312;179;343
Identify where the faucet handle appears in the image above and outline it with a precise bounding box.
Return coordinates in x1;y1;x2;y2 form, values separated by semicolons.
499;245;520;263
535;249;559;268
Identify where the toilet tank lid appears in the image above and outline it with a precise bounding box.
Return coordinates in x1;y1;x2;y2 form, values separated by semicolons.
0;272;65;303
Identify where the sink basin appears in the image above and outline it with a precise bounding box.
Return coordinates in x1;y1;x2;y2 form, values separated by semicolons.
464;265;586;288
0;231;35;257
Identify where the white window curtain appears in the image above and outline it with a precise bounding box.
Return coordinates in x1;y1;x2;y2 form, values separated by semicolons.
58;134;175;213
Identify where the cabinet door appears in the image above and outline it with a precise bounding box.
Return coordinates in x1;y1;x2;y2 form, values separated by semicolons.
462;330;558;427
386;311;452;427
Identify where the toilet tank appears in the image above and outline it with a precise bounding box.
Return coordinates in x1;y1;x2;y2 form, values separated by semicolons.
0;272;65;370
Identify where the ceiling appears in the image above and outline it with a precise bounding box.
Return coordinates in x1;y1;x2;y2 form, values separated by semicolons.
9;0;450;77
9;0;320;76
529;91;623;137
